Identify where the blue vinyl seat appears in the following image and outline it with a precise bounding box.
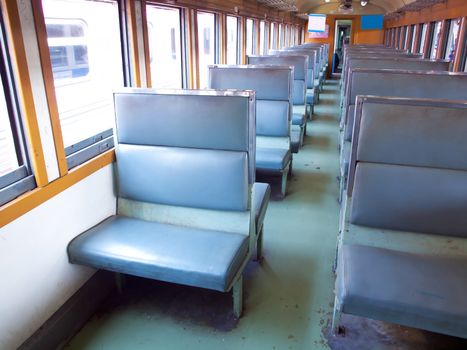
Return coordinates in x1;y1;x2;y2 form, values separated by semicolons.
247;55;309;152
338;70;467;202
334;96;467;339
68;89;257;318
209;65;293;198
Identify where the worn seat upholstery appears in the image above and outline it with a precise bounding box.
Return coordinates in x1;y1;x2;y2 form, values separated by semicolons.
209;65;293;197
337;245;467;339
68;89;257;318
334;96;467;338
69;216;249;291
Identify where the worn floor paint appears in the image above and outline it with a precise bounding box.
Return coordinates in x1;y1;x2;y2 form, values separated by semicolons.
65;79;467;350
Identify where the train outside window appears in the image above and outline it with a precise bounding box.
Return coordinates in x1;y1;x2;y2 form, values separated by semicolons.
226;16;238;64
196;12;215;88
444;18;461;61
259;20;265;55
146;6;183;89
246;18;254;56
46;20;89;81
42;0;124;149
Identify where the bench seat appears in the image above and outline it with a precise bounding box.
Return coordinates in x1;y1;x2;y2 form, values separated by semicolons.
337;244;467;339
68;216;249;292
256;147;291;172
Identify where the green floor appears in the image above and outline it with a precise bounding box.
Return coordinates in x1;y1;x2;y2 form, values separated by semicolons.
65;79;341;350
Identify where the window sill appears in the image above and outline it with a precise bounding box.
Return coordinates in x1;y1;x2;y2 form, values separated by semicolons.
0;149;115;228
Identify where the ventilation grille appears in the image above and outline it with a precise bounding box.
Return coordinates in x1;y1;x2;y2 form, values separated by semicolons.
257;0;298;12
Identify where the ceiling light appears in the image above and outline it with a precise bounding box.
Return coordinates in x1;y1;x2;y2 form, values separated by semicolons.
361;0;369;6
325;0;330;3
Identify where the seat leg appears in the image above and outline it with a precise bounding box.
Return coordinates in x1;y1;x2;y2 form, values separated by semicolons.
233;276;243;319
331;296;342;335
255;226;263;261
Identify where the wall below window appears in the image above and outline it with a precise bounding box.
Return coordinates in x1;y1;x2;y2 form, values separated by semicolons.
0;165;116;350
305;15;384;77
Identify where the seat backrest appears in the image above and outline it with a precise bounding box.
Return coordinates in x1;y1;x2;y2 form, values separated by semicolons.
343;57;449;92
113;89;256;212
344;70;467;141
248;55;308;106
342;52;422;73
208;65;292;138
270;49;317;88
348;96;467;237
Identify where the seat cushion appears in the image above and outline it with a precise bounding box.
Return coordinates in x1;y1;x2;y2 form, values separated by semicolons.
253;182;271;233
68;216;249;292
256;147;291;172
337;244;467;339
292;113;306;126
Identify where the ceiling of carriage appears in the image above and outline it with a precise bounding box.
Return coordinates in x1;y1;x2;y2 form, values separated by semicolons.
257;0;446;16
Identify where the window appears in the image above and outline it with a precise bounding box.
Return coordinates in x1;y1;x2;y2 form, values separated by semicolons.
278;23;283;48
146;6;183;89
226;16;238;64
246;18;254;56
270;22;276;50
419;23;428;54
430;21;442;59
444;18;461;61
409;24;417;53
42;0;124;167
259;21;265;55
0;13;35;205
197;12;216;88
401;26;408;49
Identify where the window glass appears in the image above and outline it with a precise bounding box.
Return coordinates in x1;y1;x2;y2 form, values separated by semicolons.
278;23;283;48
410;24;416;53
444;18;461;61
246;18;254;56
197;12;215;88
430;21;442;59
0;75;18;176
419;23;428;54
402;26;408;49
0;12;35;204
43;0;124;148
270;22;276;49
226;16;238;64
259;21;265;55
146;6;182;89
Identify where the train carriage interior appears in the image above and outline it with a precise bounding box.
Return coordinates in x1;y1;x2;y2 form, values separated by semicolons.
1;0;467;349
